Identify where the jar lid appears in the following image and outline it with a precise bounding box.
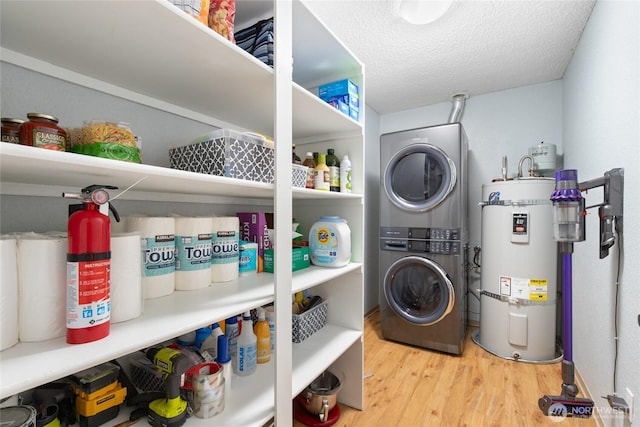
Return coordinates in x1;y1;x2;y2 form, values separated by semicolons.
1;118;25;125
318;216;345;222
26;112;59;123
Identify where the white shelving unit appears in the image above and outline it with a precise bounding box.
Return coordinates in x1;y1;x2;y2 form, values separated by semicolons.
0;1;364;426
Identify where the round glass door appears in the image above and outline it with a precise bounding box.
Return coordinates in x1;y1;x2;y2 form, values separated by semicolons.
384;143;456;212
383;256;454;325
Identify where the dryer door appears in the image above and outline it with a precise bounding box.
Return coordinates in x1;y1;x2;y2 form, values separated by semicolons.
383;143;456;212
383;255;455;325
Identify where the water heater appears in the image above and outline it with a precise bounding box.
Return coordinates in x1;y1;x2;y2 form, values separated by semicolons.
475;178;558;361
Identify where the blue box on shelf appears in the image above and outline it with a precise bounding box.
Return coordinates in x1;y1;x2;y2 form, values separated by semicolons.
319;79;359;120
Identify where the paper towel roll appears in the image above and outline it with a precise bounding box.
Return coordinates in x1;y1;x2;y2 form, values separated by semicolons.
1;236;19;350
17;233;67;342
211;217;239;283
127;216;176;299
110;232;143;323
175;217;212;291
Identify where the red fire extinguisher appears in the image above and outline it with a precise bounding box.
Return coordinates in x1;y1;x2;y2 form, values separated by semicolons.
63;185;119;344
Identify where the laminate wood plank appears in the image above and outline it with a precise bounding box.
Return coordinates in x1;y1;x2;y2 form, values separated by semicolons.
294;309;597;426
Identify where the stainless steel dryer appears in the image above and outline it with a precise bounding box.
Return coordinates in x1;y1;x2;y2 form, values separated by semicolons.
380;123;468;234
379;227;467;354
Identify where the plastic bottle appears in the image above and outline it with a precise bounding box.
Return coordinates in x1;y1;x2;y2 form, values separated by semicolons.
177;330;196;347
200;323;223;359
302;152;316;189
292;144;302;164
194;326;212;349
225;316;239;369
340;154;352;193
309;216;352;267
254;307;271;364
215;334;232;402
265;306;276;353
326;148;340;192
314;153;330;191
235;311;257;376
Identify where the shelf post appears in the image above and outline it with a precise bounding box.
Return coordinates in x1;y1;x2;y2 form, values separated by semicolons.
274;0;294;425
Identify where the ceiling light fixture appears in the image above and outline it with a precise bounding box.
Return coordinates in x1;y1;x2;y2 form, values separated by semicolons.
398;0;454;25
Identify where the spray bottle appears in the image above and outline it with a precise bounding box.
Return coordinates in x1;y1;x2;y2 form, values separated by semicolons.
235;311;257;376
63;185;119;344
254;307;271;364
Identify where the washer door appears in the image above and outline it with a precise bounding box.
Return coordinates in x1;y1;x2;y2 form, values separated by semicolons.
384;143;456;212
383;255;455;325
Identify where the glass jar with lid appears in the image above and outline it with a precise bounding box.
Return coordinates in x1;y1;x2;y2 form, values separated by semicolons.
1;118;24;144
19;113;67;151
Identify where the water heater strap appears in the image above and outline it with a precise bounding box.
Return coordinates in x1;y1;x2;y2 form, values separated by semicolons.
479;289;555;306
479;199;552;207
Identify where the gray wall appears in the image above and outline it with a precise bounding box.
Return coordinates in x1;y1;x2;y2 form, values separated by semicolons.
563;1;639;424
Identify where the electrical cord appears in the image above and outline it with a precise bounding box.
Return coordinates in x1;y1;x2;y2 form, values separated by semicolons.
613;226;624;393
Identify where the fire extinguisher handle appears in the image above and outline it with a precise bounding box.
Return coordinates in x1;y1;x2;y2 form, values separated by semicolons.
109;202;121;223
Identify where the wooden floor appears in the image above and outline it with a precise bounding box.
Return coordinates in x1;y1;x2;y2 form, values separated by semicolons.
295;309;596;427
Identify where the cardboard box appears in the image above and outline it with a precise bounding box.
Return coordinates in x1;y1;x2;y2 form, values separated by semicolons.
169;129;274;183
237;212;273;272
263;246;310;273
319;79;360;121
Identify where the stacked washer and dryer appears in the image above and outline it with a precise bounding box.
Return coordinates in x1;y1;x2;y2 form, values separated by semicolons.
379;120;469;355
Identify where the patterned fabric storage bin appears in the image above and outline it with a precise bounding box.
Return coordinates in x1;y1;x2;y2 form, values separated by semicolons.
169;129;274;183
292;301;328;343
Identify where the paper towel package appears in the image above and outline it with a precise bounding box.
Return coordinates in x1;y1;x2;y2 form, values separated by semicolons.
236;212;272;273
126;216;176;299
211;216;239;283
17;233;67;342
1;236;19;350
174;217;212;291
110;233;143;323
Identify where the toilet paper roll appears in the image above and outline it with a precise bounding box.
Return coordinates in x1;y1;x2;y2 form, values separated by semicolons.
175;217;212;291
127;216;176;299
211;217;239;283
17;233;67;342
1;236;19;350
110;232;143;323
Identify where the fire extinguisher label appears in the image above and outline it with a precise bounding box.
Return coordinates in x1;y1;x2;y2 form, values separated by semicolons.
67;260;111;329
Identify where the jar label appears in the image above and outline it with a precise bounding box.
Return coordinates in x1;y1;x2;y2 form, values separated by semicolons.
32;128;66;150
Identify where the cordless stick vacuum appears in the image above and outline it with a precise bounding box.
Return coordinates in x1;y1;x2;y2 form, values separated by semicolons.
539;168;624;419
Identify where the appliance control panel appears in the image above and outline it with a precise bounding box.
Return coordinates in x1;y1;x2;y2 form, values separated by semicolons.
380;226;463;254
380;226;461;241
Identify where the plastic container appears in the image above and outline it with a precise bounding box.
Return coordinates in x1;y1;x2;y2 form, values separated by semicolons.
265;306;276;353
254;307;271;364
314;154;330;191
326;148;340;192
235;311;257;376
302;152;316;189
1;118;24;144
309;216;351;267
225;316;239;369
340;154;352;193
19;112;67;151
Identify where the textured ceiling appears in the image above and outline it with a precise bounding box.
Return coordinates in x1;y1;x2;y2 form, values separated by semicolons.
303;0;596;115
